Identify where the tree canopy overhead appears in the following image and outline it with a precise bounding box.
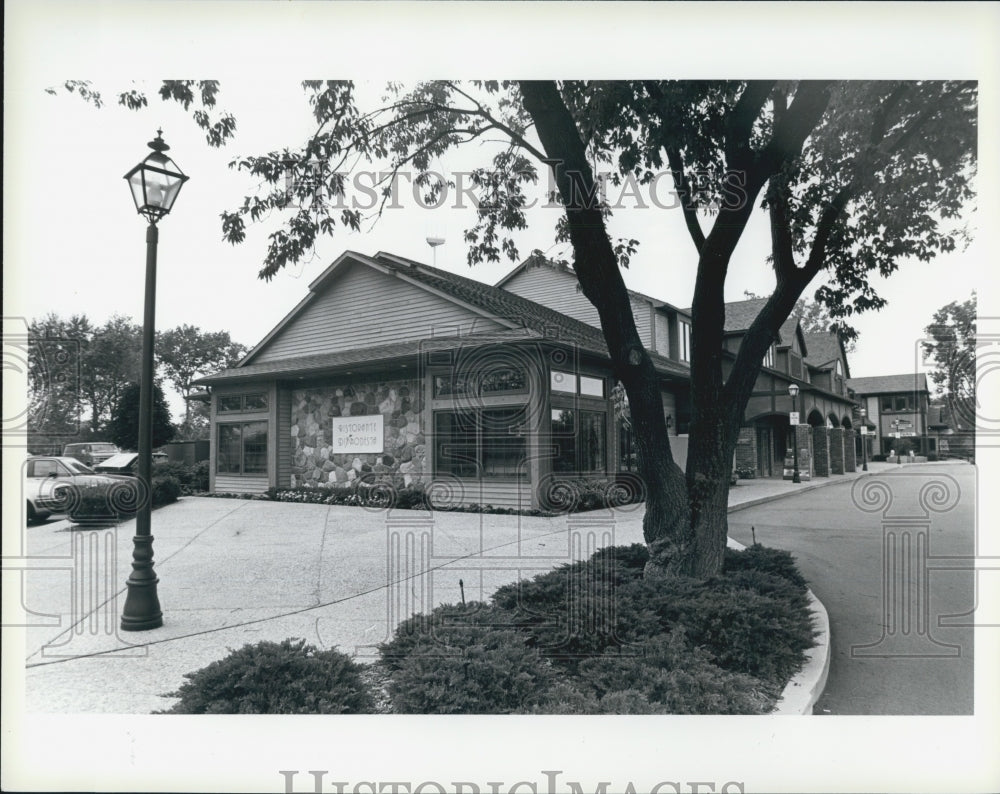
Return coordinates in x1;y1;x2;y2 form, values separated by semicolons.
62;78;978;577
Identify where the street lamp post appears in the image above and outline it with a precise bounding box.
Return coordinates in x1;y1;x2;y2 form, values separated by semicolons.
788;383;801;484
859;405;869;471
120;131;188;632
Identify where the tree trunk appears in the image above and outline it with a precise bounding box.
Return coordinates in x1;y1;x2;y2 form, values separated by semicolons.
519;81;692;566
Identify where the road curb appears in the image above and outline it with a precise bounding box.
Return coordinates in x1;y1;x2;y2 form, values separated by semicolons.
771;588;831;715
727;495;834;716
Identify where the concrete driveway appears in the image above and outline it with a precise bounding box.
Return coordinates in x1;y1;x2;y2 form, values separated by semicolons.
18;497;648;713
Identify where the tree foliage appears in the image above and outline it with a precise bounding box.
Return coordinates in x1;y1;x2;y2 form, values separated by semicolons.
108;381;175;451
157;324;247;423
923;292;977;429
27;313;142;443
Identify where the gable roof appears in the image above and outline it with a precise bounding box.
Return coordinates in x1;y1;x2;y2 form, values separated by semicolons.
720;297;803;350
496;254;691;317
802;331;849;377
847;373;929;395
204;251;692;385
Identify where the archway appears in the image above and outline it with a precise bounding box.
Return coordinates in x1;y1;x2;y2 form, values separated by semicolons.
828;413;841;428
807;409;824;427
746;412;792;478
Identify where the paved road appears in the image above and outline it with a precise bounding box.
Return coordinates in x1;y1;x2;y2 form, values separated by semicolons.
728;463;976;715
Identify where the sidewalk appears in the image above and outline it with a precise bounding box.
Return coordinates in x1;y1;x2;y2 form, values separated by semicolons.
18;460;918;713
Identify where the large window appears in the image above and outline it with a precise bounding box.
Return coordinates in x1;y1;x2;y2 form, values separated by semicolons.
552;409;606;474
762;345;775;369
434;408;527;478
217;421;268;475
680;321;692;362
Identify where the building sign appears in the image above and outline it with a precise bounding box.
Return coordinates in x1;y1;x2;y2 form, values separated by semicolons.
331;415;384;453
789;411;800;425
860;426;868;435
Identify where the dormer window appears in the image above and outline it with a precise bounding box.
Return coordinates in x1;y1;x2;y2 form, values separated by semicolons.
680;321;691;362
762;344;775;369
835;359;843;377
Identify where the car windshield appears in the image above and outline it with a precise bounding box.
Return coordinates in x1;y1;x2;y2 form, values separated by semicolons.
90;444;117;452
65;460;96;474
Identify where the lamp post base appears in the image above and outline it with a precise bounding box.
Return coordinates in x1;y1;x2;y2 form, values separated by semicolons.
120;534;163;632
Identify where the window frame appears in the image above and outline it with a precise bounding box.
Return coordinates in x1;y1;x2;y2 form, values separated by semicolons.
217;420;269;476
433;407;529;480
550;407;608;475
680;320;692;362
217;392;269;413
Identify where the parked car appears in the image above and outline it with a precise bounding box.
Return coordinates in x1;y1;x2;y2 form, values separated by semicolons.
24;456;135;524
62;442;120;467
94;451;168;476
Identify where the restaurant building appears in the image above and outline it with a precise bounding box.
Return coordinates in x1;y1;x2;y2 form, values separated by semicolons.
197;250;859;506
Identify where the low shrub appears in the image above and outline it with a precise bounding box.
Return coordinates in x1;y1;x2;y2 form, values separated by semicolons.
927;453;939;462
377;543;816;713
60;480;139;524
387;627;555;714
379;601;515;671
872;454;887;462
159;638;373;714
153;459;210;494
571;632;774;715
723;544;808;592
151;475;181;507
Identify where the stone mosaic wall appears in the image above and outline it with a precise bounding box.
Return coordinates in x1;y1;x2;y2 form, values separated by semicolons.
290;378;426;489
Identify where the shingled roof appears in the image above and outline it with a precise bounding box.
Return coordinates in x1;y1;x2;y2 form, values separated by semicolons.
374;252;690;377
803;331;847;375
847;373;929;394
720;297;803;348
201;251;692;385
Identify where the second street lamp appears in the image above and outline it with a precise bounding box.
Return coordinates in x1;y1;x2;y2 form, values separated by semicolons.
860;405;869;471
788;383;801;484
120;130;189;632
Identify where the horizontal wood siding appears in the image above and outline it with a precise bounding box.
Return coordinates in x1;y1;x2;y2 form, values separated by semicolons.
452;479;533;509
502;266;654;348
214;475;269;494
253;262;503;363
654;311;670;356
276;387;292;488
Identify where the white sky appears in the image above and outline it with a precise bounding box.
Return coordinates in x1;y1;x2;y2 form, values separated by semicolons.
4;3;1000;793
4;15;990;415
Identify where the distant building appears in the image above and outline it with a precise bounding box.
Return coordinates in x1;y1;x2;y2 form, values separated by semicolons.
846;373;932;456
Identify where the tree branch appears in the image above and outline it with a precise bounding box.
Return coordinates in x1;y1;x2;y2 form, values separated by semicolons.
725;81;775;166
665;146;706;253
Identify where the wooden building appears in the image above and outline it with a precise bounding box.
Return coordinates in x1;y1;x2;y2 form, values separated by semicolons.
196;251;690;508
198;251;860;505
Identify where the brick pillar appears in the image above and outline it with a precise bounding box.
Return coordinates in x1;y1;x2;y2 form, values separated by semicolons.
794;424;813;481
812;426;830;477
844;430;857;472
735;426;757;477
830;427;846;474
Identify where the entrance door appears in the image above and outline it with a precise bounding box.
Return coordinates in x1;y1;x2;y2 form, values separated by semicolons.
756;425;772;477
